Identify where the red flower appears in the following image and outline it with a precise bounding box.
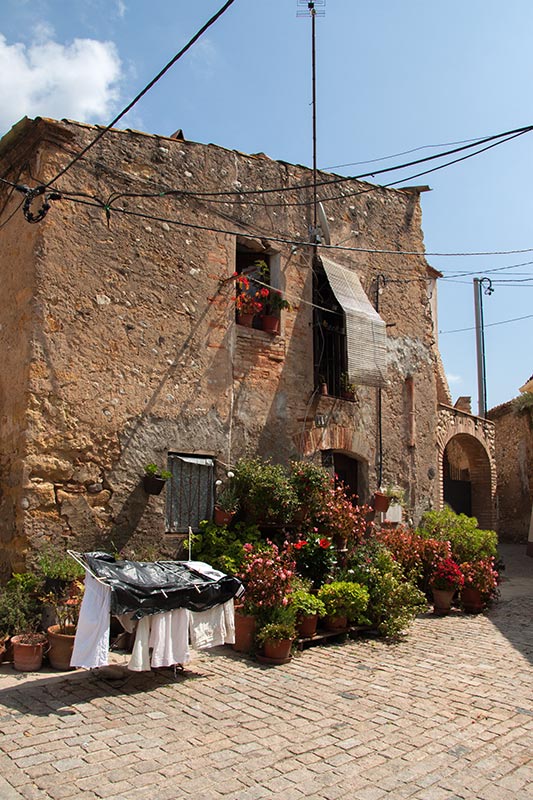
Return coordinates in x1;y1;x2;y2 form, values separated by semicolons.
293;540;308;550
318;538;331;549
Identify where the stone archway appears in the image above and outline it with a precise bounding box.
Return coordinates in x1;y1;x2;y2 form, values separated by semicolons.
437;406;496;530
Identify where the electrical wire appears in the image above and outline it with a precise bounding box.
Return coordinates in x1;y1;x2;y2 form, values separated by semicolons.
43;0;237;189
440;312;533;334
320;134;494;171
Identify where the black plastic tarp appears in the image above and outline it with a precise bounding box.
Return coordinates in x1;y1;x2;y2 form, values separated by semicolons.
82;553;242;619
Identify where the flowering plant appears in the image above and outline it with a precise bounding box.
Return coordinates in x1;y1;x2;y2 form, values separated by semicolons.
460;558;499;596
430;558;464;591
315;484;373;549
233;274;268;315
237;541;295;616
291;536;336;589
377;526;452;590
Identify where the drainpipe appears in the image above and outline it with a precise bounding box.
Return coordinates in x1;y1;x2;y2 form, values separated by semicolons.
375;274;386;487
406;375;416;447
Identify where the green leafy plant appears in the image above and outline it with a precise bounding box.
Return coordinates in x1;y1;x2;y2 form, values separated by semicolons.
340;372;357;396
215;483;239;513
289;460;332;520
233;457;298;526
35;546;85;582
256;621;296;645
317;581;369;622
191;520;261;574
290;589;326;618
342;540;427;637
418;507;497;563
144;463;172;480
0;573;44;640
266;290;291;313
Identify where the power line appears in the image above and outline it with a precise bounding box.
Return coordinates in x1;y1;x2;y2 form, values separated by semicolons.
440;312;533;334
43;0;237;189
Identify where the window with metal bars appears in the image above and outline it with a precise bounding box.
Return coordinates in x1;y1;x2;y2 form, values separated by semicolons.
313;262;347;397
166;453;215;533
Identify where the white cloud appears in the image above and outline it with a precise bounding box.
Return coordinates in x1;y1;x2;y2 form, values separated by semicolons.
446;373;462;385
116;1;127;19
0;32;122;134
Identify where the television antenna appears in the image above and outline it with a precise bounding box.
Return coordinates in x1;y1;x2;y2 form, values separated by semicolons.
297;1;326;243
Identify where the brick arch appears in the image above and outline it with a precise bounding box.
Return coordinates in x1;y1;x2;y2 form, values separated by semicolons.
299;424;372;465
437;412;496;530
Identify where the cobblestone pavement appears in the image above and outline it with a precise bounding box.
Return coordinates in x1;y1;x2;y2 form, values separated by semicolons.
0;544;531;800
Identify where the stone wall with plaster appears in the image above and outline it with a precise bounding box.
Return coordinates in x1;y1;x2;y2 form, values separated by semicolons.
0;117;451;572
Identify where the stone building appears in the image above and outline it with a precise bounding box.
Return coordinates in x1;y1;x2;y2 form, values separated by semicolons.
488;380;533;545
0;117;497;575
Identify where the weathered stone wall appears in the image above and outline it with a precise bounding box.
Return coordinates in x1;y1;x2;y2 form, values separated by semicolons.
0;117;449;569
488;401;532;541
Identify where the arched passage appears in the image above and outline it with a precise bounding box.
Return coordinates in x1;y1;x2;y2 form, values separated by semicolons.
442;433;494;529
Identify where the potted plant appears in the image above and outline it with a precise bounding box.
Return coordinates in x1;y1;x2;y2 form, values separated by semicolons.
459;558;499;613
235;541;296;653
291;536;336;591
143;463;172;495
234;273;267;326
0;573;46;671
372;488;390;513
317;580;370;631
291;589;326;638
429;558;464;615
261;290;291;335
44;579;84;670
213;473;239;526
256;620;296;662
340;372;357;401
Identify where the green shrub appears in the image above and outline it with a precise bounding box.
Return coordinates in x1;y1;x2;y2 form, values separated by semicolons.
342;540;427;637
418;507;497;563
233;458;298;525
291;589;326;618
191;520;262;575
0;573;44;637
256;621;297;645
35;546;84;582
317;581;369;623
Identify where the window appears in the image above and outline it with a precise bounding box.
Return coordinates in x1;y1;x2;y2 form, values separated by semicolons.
235;247;271;327
166;453;215;533
313;254;387;395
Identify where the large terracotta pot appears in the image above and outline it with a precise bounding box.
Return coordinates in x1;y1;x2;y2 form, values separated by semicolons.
233;612;256;653
11;634;46;672
263;638;293;660
461;587;484;614
297;614;318;638
324;615;348;631
47;625;76;670
432;587;455;616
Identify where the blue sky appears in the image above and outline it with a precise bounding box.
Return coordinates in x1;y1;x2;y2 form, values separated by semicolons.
2;0;533;409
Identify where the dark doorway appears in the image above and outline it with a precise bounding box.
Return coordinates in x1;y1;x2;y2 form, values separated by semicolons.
443;450;472;516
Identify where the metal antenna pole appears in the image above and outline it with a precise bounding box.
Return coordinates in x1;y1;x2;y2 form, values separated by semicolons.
297;1;326;242
473;277;493;417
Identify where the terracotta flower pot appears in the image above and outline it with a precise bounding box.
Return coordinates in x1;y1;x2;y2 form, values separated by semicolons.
11;634;46;672
47;625;77;670
431;587;455;616
233;612;256;653
297;614;318;638
237;312;254;327
324;615;348;631
213;507;235;526
261;315;280;335
373;491;390;513
461;587;484;614
263;638;293;660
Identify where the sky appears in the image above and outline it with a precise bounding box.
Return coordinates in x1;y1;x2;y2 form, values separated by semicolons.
1;0;532;410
